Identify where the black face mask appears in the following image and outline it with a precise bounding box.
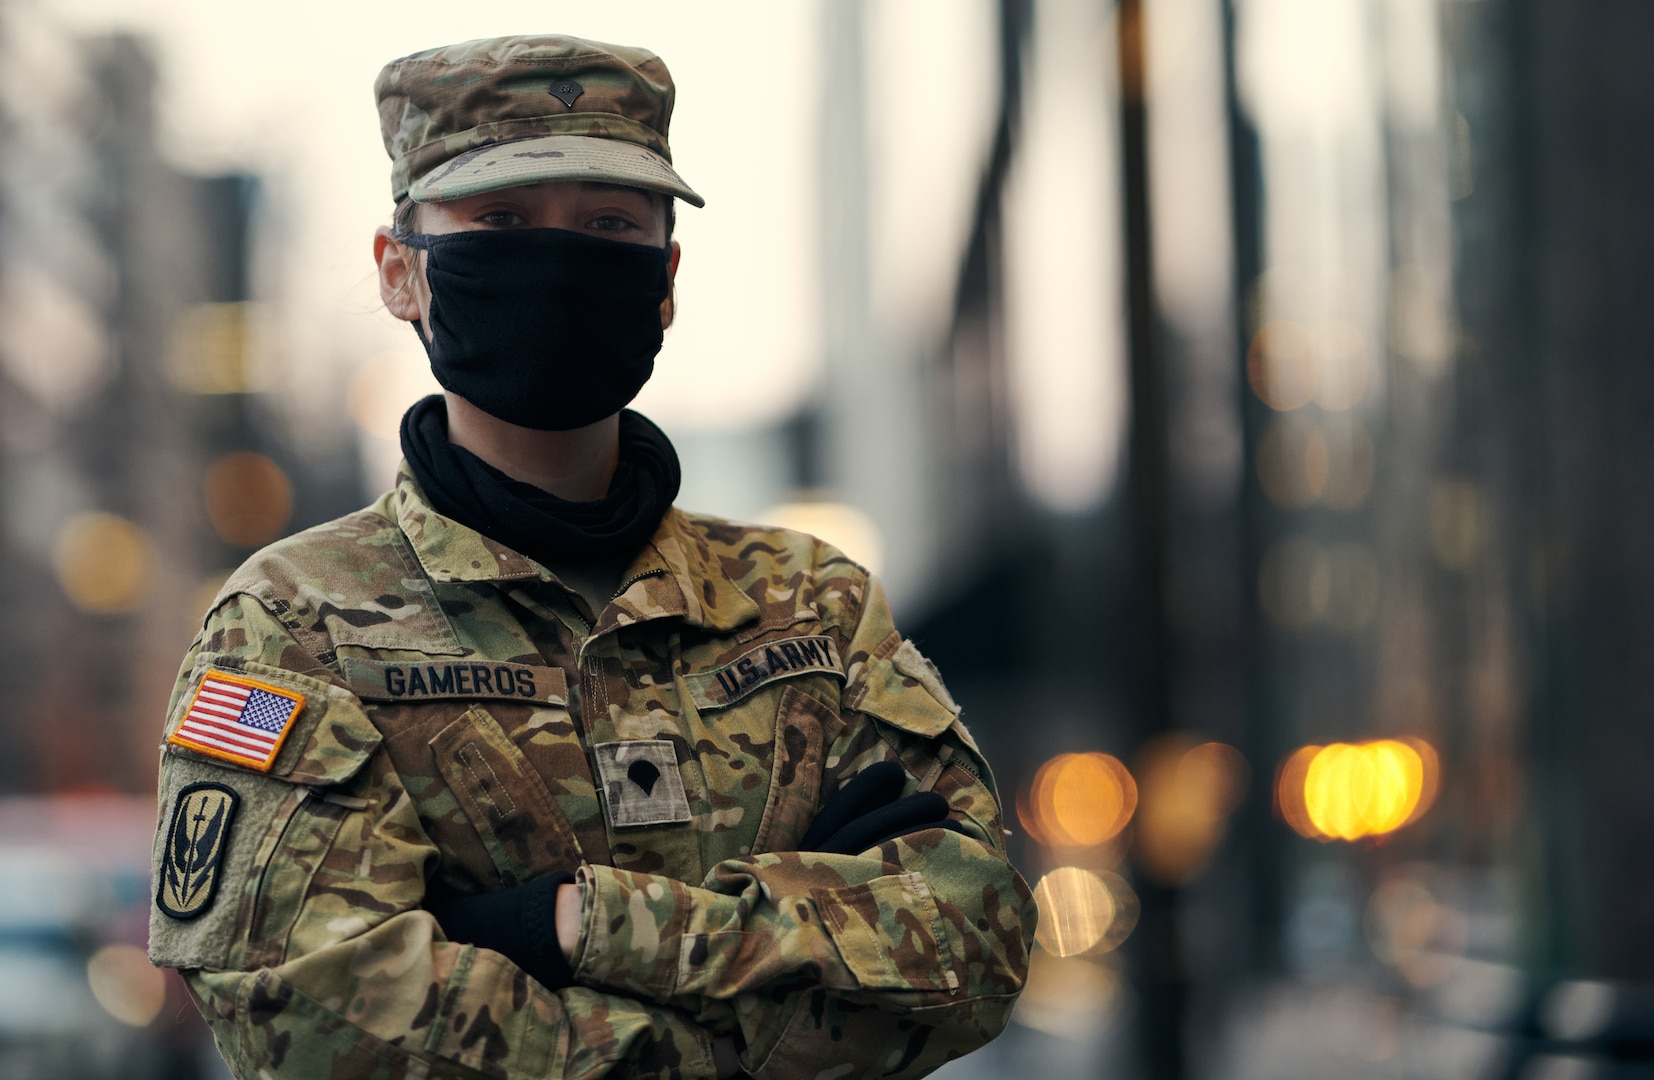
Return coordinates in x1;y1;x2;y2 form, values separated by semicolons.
402;228;672;431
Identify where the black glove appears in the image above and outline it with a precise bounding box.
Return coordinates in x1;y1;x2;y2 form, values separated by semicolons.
799;761;967;854
423;870;577;990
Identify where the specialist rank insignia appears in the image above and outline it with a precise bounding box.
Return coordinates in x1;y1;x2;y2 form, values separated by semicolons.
156;782;239;920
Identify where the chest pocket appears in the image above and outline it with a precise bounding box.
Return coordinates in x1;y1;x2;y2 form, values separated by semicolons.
748;686;842;853
678;636;849;858
429;706;592;887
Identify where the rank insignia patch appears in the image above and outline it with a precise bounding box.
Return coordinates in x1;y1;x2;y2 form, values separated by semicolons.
594;740;692;828
168;670;304;773
157;782;239;920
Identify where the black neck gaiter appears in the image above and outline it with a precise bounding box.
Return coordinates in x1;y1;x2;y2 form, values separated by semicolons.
398;394;681;564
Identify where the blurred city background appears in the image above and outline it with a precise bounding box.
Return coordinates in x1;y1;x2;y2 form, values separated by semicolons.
0;0;1649;1077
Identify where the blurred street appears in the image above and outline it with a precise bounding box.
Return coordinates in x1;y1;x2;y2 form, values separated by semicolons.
3;0;1653;1076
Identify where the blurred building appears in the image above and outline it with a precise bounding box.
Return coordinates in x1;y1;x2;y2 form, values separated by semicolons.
0;7;362;1075
0;8;357;800
786;1;1654;1078
0;1;1647;1077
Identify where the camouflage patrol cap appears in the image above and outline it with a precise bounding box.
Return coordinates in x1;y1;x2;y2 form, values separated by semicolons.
375;35;704;207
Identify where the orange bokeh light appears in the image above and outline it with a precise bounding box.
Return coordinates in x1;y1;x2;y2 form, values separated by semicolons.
205;451;293;547
1278;738;1440;842
1134;737;1250;885
1276;744;1323;838
1247;321;1317;410
1019;752;1137;848
1399;737;1441;827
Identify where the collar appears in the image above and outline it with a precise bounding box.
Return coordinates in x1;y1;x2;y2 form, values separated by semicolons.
392;464;759;634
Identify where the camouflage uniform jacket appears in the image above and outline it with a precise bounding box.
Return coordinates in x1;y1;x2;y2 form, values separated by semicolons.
150;467;1036;1079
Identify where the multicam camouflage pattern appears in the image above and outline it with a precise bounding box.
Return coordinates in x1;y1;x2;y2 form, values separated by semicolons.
376;35;703;206
151;466;1036;1078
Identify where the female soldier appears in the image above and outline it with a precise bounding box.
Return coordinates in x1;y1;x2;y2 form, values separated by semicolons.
149;34;1034;1079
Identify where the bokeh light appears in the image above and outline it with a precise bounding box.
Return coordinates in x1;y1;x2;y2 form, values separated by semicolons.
1247;319;1375;413
1259;536;1379;632
1135;737;1250;885
1094;871;1140;953
1257;415;1375;511
1389;263;1455;377
205;451;293;547
1256;416;1326;509
348;351;442;440
1365;872;1467;987
86;943;167;1027
53;512;156;614
758;498;886;576
1019;752;1138;848
1278;738;1440;841
1034;866;1115;957
1276;744;1322;838
1430;477;1483;570
1247;320;1317;410
1011;949;1124;1040
1541;979;1620;1043
1399;736;1441;827
167;301;261;394
0;268;112;411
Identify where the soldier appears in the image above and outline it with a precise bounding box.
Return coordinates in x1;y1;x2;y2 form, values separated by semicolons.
150;34;1035;1079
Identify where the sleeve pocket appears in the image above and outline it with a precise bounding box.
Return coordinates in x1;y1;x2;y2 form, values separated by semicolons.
149;755;340;971
810;872;959;993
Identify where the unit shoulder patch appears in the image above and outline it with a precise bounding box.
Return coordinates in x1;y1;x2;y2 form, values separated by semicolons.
167;669;304;773
156;782;239;920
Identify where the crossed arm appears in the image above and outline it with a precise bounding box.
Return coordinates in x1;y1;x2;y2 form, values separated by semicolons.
159;592;1035;1079
169;725;1030;1078
426;761;969;1076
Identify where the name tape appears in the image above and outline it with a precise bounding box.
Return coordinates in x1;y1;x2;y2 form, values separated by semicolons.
343;659;568;704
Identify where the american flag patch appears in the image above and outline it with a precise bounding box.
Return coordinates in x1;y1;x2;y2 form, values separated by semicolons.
167;670;304;772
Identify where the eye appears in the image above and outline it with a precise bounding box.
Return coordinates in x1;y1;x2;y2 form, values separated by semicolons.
475;209;529;229
587;214;640;233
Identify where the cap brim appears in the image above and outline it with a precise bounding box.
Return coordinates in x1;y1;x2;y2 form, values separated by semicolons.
408;134;705;207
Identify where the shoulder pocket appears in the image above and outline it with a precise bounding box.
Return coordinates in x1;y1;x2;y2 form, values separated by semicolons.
845;639;960;739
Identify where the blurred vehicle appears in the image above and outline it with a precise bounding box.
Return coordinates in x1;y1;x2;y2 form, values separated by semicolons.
0;796;222;1080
